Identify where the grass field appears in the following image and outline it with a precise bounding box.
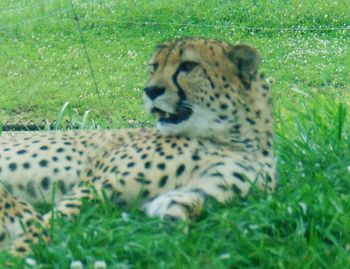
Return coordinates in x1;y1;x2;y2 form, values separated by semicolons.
1;0;350;268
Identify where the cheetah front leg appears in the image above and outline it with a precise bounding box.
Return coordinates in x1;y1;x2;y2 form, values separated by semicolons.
143;173;251;221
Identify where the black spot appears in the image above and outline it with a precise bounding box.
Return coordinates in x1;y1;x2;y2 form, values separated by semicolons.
168;200;192;213
232;172;246;182
33;233;40;238
176;164;185;177
16;247;27;253
217;184;229;191
3;183;13;194
220;104;228;110
171;142;177;148
9;163;17;171
262;150;269;156
39;160;49;167
144;162;151;169
142;189;150;198
103;182;113;189
41;177;50;190
0;233;5;242
80;188;91;194
266;175;273;183
58;180;66;194
157;163;166;170
40;145;49;150
246;118;256;125
91;176;100;183
86;169;93;177
127;162;135;168
111;166;118;173
52;156;58;162
232;124;241;131
232;184;242;196
27;182;37;198
16;149;27;155
141;154;148;160
66;156;72;161
192;154;201;161
158;175;168;187
64;203;79;208
135;177;151;185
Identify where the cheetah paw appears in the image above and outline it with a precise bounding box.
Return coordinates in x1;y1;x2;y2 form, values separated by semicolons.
142;191;203;221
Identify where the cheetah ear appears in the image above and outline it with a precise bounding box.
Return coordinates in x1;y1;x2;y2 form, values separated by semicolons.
227;44;261;89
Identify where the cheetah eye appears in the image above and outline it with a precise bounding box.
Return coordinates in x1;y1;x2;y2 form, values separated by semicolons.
149;63;159;73
179;61;198;72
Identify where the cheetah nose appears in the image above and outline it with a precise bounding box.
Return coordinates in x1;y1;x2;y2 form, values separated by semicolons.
144;86;166;100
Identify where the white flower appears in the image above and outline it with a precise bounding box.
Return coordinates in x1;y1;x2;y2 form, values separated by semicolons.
299;202;307;214
94;260;107;269
70;261;84;269
219;253;231;260
249;224;259;230
127;50;138;59
25;258;37;268
121;212;130;222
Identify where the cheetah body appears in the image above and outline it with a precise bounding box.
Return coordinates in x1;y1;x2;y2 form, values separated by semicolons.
0;38;276;255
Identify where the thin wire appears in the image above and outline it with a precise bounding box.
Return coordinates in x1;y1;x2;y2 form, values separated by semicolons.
1;13;349;33
0;0;96;31
70;0;102;104
82;19;350;32
0;7;74;31
0;0;55;13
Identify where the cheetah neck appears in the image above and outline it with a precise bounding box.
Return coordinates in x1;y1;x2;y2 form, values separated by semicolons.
227;75;274;157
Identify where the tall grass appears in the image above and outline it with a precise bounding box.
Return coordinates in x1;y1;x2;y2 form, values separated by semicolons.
0;0;349;268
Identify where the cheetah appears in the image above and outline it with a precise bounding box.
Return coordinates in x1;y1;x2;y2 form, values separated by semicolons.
0;37;276;256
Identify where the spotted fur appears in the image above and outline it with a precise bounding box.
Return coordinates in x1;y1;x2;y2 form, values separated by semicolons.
0;37;275;256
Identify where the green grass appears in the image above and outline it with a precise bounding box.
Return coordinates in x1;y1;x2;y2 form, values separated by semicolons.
0;0;350;268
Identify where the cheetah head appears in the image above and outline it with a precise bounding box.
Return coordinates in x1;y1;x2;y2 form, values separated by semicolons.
144;37;261;140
